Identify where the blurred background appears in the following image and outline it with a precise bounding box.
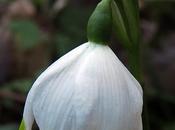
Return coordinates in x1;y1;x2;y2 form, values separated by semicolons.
0;0;175;130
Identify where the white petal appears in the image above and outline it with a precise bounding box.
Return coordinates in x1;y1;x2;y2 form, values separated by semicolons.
23;43;89;130
23;42;143;130
73;43;143;130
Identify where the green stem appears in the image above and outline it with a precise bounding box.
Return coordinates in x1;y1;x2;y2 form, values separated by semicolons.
142;94;150;130
128;47;150;130
128;47;141;81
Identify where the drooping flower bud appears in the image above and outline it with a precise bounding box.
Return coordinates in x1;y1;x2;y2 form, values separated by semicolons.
21;42;143;130
19;0;143;130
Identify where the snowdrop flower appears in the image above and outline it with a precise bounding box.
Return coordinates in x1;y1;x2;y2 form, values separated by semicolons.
20;0;143;130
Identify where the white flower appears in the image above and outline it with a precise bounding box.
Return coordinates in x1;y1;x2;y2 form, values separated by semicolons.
23;42;143;130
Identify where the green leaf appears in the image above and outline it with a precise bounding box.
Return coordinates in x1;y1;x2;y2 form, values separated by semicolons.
112;0;140;46
19;120;25;130
10;20;41;50
111;0;130;48
120;0;140;45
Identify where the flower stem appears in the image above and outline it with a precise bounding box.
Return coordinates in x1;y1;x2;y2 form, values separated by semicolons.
128;47;141;82
128;46;150;130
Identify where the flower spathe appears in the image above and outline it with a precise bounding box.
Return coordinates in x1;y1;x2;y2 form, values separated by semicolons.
22;42;143;130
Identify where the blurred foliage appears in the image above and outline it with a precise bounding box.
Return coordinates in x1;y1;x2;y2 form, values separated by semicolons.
10;20;41;50
55;6;92;55
0;0;14;4
0;124;18;130
0;79;32;112
1;79;32;93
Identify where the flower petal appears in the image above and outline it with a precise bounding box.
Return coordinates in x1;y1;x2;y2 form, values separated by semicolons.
23;43;89;130
23;42;143;130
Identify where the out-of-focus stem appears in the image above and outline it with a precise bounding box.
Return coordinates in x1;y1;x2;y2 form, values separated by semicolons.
128;46;150;130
